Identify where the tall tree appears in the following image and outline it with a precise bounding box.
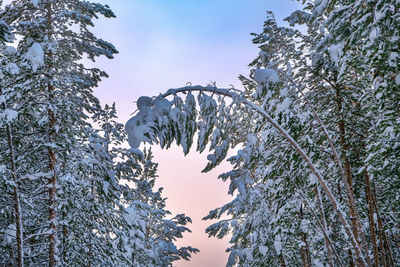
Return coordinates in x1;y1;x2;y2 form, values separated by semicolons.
1;0;117;265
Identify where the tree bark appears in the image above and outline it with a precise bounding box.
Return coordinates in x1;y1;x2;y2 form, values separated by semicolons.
333;86;372;267
299;205;311;267
363;170;379;267
1;87;24;267
46;3;57;266
315;186;334;267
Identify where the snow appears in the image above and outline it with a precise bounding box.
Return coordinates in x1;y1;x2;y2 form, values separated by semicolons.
207;154;216;164
274;235;282;255
3;109;18;122
227;250;237;266
125;112;154;149
388;52;398;67
124;206;138;225
154;98;172;114
136;96;152;111
5;46;16;55
280;87;288;97
254;68;280;84
26;42;44;71
246;134;258;146
31;0;39;6
259;245;268;255
374;9;385;22
125;96;173;148
309;174;317;185
259;50;269;66
369;27;379;43
328;43;343;66
0;95;5;104
169;107;180;122
4;224;16;244
314;0;327;15
395;74;400;85
103;181;109;195
5;63;19;75
276;98;291;113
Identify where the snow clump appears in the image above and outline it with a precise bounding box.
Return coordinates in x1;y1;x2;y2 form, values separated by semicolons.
4;224;16;244
254;68;280;84
328;43;343;67
395;74;400;85
125;96;172;149
2;109;18;122
253;68;280;97
5;63;19;75
31;0;40;7
26;42;44;71
5;46;16;55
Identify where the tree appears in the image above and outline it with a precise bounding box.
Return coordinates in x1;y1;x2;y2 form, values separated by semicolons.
122;148;199;266
0;0;118;265
0;12;24;267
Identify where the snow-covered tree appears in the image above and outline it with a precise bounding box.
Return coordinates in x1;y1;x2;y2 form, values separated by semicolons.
0;0;120;265
122;148;199;266
0;12;25;267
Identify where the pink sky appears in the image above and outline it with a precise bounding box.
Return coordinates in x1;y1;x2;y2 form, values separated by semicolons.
92;1;301;265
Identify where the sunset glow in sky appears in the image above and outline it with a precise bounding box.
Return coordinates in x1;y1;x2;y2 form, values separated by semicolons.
93;1;301;266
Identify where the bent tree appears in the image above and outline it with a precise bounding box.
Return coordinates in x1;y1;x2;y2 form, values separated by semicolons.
126;1;399;266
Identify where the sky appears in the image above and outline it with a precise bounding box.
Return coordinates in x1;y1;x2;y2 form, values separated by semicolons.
92;0;302;266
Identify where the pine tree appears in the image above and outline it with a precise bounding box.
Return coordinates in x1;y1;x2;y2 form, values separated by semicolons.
0;13;25;267
0;0;118;265
122;148;199;266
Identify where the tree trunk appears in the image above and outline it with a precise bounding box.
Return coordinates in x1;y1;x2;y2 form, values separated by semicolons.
1;87;24;267
62;211;68;265
299;205;311;267
46;3;57;266
334;86;372;266
363;170;379;266
372;184;395;267
315;186;334;267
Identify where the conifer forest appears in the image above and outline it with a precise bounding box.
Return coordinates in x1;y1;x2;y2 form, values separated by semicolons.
0;0;399;266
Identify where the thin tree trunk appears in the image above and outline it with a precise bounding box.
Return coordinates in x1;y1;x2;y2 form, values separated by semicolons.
88;176;94;267
334;87;359;266
363;170;379;267
46;3;57;266
296;184;344;267
62;211;68;265
372;184;395;267
279;255;287;267
334;86;373;267
299;205;311;267
1;87;24;267
61;162;68;265
315;186;334;267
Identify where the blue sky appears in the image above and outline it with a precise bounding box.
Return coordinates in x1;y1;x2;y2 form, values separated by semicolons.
92;1;302;266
